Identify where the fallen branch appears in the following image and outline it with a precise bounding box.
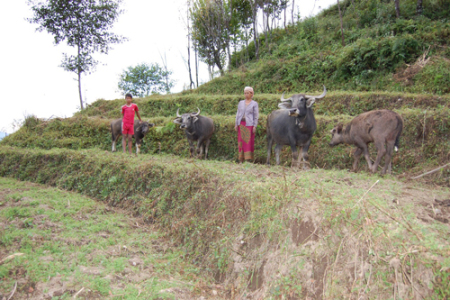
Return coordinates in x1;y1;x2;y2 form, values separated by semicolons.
0;253;25;265
73;287;84;298
353;180;379;208
412;163;450;179
7;281;17;300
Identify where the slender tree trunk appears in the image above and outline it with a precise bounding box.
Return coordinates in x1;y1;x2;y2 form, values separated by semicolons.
187;0;194;89
394;0;400;18
284;4;287;30
78;71;83;110
215;56;224;76
337;0;345;47
291;0;295;24
251;1;259;60
245;28;249;62
264;11;269;51
416;0;423;15
194;45;199;88
77;44;84;110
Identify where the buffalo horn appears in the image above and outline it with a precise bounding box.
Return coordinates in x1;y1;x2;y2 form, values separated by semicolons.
305;85;327;99
192;107;201;116
176;108;182;117
280;92;291;102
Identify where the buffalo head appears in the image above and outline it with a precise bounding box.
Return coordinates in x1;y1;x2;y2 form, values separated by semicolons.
278;86;327;118
173;108;201;130
329;124;344;147
136;122;154;135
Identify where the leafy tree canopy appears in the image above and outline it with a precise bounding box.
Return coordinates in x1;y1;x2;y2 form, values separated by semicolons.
28;0;126;109
118;63;174;97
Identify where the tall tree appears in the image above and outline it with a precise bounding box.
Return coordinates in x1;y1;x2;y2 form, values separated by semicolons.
28;0;125;110
186;0;196;89
118;63;174;97
291;0;295;24
191;0;229;75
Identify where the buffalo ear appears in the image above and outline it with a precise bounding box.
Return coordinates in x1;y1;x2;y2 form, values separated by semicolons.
173;118;182;124
193;117;199;123
306;98;316;108
278;102;292;109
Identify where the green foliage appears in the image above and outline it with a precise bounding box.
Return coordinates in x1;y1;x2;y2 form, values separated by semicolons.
118;62;174;97
190;0;229;74
213;0;450;94
28;0;126;109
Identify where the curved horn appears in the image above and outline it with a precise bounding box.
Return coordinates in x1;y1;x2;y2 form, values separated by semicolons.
280;92;291;102
192;107;201;116
305;85;327;99
176;108;181;117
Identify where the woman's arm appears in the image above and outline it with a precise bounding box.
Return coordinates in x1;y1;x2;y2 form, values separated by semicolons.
253;102;259;133
235;101;242;131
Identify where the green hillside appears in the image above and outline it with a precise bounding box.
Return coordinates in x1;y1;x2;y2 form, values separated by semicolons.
196;0;450;95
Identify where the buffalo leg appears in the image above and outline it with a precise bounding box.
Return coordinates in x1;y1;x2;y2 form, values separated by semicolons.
300;140;312;170
290;142;299;168
266;136;273;165
352;148;363;172
382;140;395;174
354;138;372;171
372;141;386;173
188;140;195;157
275;144;283;165
112;133;121;152
135;142;140;154
197;138;206;159
204;139;211;160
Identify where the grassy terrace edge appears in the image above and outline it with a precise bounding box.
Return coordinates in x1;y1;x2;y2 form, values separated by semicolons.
78;91;450;119
3;107;450;185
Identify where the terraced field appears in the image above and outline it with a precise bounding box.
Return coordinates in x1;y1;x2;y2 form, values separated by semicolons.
1;91;450;299
3;92;450;184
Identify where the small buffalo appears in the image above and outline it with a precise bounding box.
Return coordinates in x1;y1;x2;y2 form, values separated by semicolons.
329;109;403;174
267;86;327;168
174;108;214;159
110;119;154;154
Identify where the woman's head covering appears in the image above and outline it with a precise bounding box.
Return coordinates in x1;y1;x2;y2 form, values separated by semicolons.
244;86;254;93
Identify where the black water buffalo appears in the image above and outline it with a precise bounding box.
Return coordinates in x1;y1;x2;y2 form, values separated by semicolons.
173;108;214;159
110;119;154;154
329;109;403;174
266;86;327;168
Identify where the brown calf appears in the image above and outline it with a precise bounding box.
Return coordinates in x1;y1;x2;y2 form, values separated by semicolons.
329;110;403;174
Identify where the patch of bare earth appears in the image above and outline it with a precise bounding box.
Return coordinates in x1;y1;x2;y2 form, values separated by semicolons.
393;49;431;85
217;175;449;299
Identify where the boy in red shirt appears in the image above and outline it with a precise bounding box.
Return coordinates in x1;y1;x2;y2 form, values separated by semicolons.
121;93;142;154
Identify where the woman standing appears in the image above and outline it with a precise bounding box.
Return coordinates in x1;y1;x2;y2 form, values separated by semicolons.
235;86;259;163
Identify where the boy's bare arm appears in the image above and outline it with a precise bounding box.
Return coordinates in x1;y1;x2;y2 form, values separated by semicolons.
136;111;142;123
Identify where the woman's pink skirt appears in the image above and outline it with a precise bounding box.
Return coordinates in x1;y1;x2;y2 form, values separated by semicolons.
238;120;255;161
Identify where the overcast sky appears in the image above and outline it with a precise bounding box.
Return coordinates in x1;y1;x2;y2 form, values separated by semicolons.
1;0;335;133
